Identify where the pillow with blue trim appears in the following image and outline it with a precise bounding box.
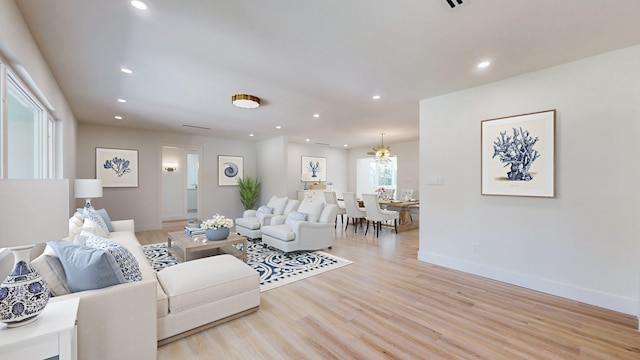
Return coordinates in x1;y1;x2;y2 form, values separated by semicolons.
285;211;308;226
48;240;126;293
83;232;142;283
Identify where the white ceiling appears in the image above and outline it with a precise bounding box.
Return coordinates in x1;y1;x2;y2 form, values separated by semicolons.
15;0;640;149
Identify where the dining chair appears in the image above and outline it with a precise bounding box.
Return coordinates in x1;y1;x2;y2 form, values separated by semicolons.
323;191;346;228
362;193;399;237
342;192;366;233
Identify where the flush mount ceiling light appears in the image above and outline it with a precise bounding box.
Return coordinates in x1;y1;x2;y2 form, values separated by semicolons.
232;94;260;109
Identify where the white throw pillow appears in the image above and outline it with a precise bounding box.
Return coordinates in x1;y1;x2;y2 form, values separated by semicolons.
31;245;70;297
82;217;110;238
297;200;324;223
267;196;288;215
83;207;110;237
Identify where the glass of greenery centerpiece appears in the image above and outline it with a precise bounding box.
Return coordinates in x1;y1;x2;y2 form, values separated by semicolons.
201;214;233;241
237;176;261;210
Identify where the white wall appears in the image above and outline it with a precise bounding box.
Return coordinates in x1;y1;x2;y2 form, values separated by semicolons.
419;45;640;315
256;136;287;206
287;143;348;199
161;146;187;220
77;123;257;230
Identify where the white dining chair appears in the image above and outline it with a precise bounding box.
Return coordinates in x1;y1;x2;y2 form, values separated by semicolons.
342;192;366;233
362;193;399;237
323;191;346;228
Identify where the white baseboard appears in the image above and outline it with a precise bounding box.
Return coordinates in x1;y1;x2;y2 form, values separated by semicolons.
418;250;637;316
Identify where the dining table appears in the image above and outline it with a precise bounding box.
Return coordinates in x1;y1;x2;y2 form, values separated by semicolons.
353;198;420;232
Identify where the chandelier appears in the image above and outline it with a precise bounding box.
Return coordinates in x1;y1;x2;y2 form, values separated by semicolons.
367;133;391;162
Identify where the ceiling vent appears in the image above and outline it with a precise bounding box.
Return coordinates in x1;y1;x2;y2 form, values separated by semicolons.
446;0;463;8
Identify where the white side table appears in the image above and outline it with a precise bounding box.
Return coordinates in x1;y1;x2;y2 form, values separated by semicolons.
0;297;79;360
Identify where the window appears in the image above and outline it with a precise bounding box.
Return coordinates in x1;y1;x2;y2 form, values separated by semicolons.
356;156;397;197
0;62;56;179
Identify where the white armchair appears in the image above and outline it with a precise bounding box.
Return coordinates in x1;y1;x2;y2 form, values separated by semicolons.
261;200;338;252
235;196;300;240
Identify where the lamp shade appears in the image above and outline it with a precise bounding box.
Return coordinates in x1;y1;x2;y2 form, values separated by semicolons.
0;179;69;248
74;179;103;199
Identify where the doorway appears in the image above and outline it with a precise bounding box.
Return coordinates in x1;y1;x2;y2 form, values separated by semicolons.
161;145;201;221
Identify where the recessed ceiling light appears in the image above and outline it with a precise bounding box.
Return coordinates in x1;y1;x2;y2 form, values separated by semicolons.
249;134;254;137
275;125;281;129
372;95;381;100
313;114;319;118
477;61;491;68
305;139;310;142
130;1;147;10
117;98;127;103
344;144;348;147
114;116;123;120
121;68;133;74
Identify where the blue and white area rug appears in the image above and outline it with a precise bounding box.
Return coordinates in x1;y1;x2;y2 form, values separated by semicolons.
142;243;352;292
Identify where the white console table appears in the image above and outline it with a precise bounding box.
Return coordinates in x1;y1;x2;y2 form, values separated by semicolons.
0;297;79;360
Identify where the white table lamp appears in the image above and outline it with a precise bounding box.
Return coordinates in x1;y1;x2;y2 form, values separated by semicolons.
0;179;69;327
74;179;103;209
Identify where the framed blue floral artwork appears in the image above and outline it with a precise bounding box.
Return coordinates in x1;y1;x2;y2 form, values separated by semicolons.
96;148;139;187
481;109;555;197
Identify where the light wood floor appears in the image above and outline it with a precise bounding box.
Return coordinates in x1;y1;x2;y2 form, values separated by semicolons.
136;220;640;359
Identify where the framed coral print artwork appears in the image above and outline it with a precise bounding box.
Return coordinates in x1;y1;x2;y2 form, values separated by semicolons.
481;109;556;197
96;148;139;188
218;155;243;186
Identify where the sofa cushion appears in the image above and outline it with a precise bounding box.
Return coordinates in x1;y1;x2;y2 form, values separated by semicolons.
235;217;261;230
266;196;288;215
31;245;70;297
261;224;295;241
297;200;324;223
285;211;307;226
48;239;126;292
83;232;142;283
157;255;258;314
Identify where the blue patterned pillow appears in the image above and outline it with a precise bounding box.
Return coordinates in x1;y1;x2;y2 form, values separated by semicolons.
285;211;308;226
83;233;142;283
83;207;110;236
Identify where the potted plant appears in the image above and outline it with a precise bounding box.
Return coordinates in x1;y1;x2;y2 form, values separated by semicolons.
237;176;261;210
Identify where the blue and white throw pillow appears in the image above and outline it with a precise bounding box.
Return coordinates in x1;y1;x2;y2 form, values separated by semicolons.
256;205;273;215
83;233;142;283
285;211;308;226
83;207;110;237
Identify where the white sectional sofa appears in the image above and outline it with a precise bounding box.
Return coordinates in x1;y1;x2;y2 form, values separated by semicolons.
31;213;260;360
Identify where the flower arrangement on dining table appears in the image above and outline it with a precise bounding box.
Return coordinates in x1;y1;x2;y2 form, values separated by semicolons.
201;214;234;229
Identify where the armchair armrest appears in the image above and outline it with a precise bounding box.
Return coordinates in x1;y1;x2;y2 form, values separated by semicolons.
111;219;135;232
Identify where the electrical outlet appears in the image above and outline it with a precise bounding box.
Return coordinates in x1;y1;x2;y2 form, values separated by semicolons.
473;243;479;253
